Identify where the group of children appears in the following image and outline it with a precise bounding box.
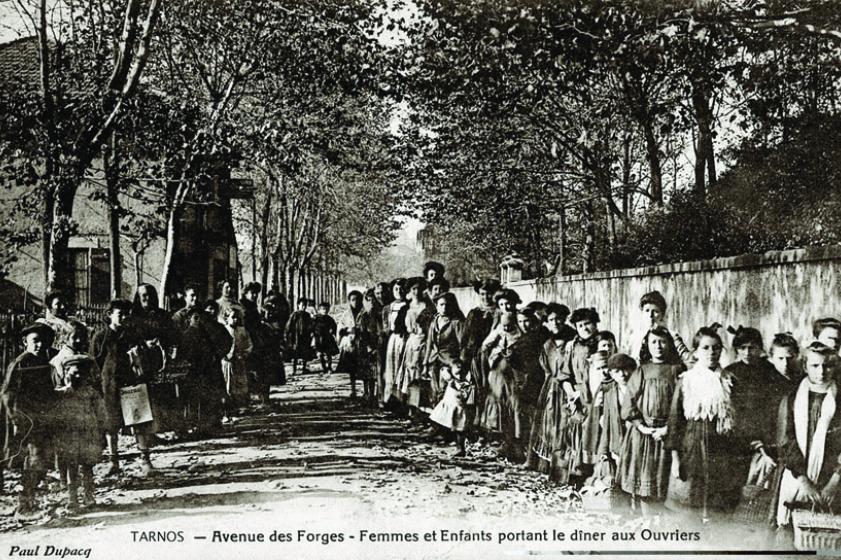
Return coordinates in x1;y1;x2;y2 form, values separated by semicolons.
349;261;841;530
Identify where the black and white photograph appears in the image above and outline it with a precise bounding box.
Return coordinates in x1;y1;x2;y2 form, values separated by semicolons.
0;0;840;558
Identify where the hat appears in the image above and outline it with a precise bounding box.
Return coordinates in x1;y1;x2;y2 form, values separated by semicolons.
21;322;55;340
570;307;600;325
607;353;637;372
473;278;501;295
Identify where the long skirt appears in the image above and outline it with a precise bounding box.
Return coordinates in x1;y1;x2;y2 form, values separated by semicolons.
222;358;249;406
480;357;510;433
619;427;671;498
382;334;406;404
399;333;426;397
528;376;570;477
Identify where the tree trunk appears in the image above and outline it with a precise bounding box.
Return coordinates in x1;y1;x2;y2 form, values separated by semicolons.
582;202;595;274
641;120;663;205
103;134;122;298
134;250;143;288
46;180;78;294
692;82;715;197
557;206;566;277
159;205;182;299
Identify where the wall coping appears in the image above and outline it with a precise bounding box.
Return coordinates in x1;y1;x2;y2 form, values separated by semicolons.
505;244;841;287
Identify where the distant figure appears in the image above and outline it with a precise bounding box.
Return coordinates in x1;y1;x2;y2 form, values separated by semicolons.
312;302;339;374
286;297;315;375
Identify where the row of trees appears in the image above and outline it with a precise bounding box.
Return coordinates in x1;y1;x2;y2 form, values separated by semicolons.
0;0;407;301
3;0;841;295
390;0;841;280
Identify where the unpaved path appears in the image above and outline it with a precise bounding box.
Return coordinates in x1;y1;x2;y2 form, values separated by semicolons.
0;368;804;559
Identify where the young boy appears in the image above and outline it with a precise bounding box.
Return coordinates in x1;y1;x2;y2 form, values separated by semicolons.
312;302;339;374
90;299;136;476
54;355;104;511
2;322;58;521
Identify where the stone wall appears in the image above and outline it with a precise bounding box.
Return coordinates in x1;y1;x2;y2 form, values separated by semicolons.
451;245;841;359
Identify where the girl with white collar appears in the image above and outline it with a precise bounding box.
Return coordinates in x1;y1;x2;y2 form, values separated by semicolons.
776;341;841;527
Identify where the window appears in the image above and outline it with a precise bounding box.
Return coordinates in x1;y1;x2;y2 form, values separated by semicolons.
68;248;110;307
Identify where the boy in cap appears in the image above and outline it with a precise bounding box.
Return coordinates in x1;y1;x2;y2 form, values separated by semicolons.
54;354;105;511
2;322;58;520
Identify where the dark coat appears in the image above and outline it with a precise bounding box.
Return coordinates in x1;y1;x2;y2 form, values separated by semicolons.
2;351;58;467
90;325;134;431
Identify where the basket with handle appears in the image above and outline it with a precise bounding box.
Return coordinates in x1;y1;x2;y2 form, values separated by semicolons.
790;504;841;551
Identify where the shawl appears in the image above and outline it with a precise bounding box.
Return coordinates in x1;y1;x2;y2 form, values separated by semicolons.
681;365;734;435
777;379;838;526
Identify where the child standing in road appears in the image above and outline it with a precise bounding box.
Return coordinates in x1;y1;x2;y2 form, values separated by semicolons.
312;302;339;374
53;355;105;511
287;298;315;375
619;326;683;513
429;361;476;457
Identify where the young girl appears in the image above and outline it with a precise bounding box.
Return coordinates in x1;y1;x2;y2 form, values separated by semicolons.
619;326;684;513
50;322;100;487
480;312;522;437
312;302;339;374
598;353;637;463
503;309;545;463
776;341;841;526
529;303;579;478
399;278;434;410
127;326;167;475
337;291;364;396
53;355;105;511
726;327;794;489
221;307;253;419
665;327;740;518
562;308;601;482
286;298;315;375
382;280;408;407
429;361;476;457
425;292;465;406
353;289;383;405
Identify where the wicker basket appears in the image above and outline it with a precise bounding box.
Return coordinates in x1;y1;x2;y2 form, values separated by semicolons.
791;509;841;551
732;484;774;525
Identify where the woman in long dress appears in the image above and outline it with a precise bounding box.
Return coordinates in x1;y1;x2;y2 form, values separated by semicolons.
460;279;500;430
382;279;409;407
399;278;434;413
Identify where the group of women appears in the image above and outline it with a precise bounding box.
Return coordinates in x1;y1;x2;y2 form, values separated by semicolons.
348;261;841;534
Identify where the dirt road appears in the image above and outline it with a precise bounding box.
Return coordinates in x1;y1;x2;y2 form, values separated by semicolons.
0;367;802;559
